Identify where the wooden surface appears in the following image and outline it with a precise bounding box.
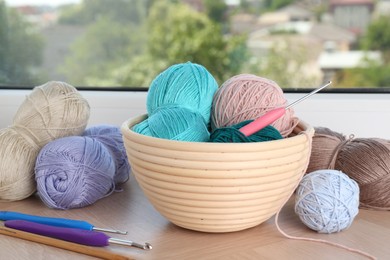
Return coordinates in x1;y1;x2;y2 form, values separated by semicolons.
0;173;388;260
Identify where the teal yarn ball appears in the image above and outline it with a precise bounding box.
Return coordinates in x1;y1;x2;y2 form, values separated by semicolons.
295;169;360;234
209;120;283;143
146;62;218;124
133;106;210;142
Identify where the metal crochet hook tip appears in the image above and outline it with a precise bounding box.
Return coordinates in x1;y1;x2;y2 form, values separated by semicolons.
285;81;332;109
92;227;128;235
108;238;152;250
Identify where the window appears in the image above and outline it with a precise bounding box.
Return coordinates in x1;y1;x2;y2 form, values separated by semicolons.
1;0;390;90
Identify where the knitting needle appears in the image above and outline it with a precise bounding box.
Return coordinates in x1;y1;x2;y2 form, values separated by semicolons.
0;211;128;235
239;81;332;136
5;220;152;250
0;226;132;260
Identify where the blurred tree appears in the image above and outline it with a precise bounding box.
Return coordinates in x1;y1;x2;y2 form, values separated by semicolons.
362;15;390;62
0;1;44;85
59;0;152;25
145;0;247;84
203;0;228;24
61;16;146;84
339;15;390;88
263;0;295;11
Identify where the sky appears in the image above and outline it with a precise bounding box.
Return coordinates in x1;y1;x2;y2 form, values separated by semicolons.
4;0;81;6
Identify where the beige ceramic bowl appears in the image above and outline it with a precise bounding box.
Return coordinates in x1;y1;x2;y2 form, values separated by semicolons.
121;114;314;233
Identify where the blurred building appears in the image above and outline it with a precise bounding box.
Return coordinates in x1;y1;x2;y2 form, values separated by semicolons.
329;0;375;35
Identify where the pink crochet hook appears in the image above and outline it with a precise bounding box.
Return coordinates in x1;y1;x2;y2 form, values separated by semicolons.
239;81;332;136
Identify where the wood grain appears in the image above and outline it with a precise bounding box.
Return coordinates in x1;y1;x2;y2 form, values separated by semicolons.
0;174;388;260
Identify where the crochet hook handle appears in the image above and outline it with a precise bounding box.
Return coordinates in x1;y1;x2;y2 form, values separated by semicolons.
5;219;110;246
239;81;332;136
0;211;127;235
5;220;152;250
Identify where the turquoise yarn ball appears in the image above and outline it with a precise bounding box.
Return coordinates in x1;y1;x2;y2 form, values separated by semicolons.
295;169;360;234
146;62;218;124
133;106;210;142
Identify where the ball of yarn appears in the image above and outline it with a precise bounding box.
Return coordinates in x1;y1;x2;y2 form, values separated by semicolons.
211;74;299;137
83;124;130;185
0;128;40;200
306;127;347;173
335;138;390;210
0;81;90;201
209;120;283;143
133;106;210;142
13;81;90;145
308;126;390;210
295;169;359;233
35;136;115;209
146;62;218;124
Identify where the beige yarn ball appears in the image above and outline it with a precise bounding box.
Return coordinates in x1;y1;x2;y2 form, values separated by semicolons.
0;81;90;201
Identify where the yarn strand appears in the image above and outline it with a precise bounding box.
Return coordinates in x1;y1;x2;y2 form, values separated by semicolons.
274;211;377;260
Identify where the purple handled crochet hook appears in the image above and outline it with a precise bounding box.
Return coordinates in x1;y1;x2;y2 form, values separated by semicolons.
5;220;152;250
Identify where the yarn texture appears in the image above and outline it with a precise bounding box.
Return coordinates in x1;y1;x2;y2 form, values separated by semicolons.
35;136;115;209
146;61;218;123
83;125;130;185
308;127;390;210
134;106;210;142
209;120;283;143
134;62;218;142
0;81;90;201
295;169;360;233
211;74;299;137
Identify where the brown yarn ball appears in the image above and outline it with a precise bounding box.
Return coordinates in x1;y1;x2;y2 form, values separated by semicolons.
306;127;347;173
210;74;299;137
0;81;90;201
335;138;390;210
308;126;390;210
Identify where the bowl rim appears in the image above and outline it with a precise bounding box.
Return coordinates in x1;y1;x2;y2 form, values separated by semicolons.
121;114;314;151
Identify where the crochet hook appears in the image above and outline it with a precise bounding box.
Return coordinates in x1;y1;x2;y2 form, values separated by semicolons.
239;81;332;136
5;220;152;250
0;226;132;260
0;211;127;235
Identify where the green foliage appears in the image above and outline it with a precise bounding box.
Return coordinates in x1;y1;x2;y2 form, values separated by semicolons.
263;0;295;11
61;16;146;84
145;1;247;84
58;0;151;25
63;0;248;87
203;0;228;24
362;15;390;62
336;60;390;88
0;1;44;85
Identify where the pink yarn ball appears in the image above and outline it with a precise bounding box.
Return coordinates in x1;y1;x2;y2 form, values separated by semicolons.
211;74;299;137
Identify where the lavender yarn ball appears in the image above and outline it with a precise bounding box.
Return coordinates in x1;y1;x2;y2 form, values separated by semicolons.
83;125;130;185
35;136;115;209
295;169;359;233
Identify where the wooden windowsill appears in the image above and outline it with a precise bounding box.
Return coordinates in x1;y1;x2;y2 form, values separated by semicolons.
0;173;388;260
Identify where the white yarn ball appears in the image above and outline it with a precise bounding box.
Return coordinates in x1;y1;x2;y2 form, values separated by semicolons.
295;169;360;233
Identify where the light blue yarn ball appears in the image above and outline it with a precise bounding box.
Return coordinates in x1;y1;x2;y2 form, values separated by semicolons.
295;169;360;234
83;125;130;186
146;62;218;124
35;136;116;209
133;106;210;142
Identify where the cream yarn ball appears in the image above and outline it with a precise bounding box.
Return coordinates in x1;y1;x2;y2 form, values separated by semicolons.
0;81;90;201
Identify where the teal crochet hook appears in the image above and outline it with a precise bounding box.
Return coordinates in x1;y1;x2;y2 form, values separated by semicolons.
0;211;127;235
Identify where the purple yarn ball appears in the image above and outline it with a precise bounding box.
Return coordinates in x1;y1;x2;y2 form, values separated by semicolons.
35;136;115;209
83;125;130;185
